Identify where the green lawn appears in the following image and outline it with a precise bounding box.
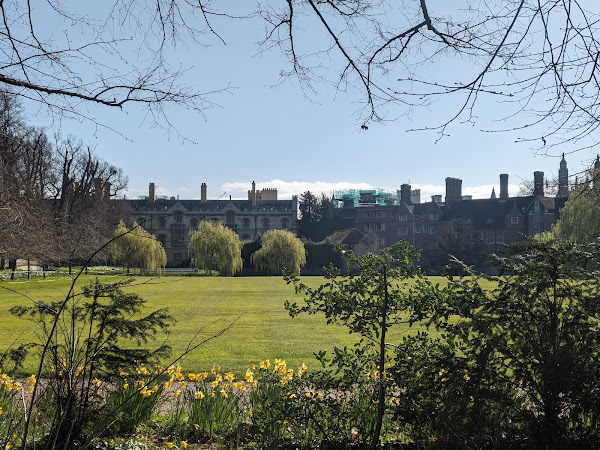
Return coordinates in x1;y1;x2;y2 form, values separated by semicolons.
0;274;454;376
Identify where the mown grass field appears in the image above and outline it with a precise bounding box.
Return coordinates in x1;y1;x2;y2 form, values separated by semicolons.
0;274;459;375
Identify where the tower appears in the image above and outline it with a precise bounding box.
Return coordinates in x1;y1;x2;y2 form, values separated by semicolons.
557;153;568;198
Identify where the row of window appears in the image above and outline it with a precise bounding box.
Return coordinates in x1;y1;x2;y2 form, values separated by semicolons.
362;211;442;221
138;215;290;230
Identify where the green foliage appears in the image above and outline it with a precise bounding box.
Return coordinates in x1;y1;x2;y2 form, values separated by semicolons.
284;242;428;447
252;229;306;275
401;236;600;447
188;221;243;276
10;279;174;449
298;192;344;242
109;221;167;275
104;365;168;435
248;360;377;448
553;169;600;243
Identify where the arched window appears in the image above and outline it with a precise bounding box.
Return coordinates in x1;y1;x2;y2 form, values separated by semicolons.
281;218;290;229
158;217;167;227
226;210;235;224
174;211;183;223
262;218;270;229
190;218;199;229
242;218;251;228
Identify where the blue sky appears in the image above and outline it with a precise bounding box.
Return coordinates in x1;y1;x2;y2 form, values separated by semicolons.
26;1;599;202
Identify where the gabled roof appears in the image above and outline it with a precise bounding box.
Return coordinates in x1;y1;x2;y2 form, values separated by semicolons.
325;228;366;246
443;196;532;226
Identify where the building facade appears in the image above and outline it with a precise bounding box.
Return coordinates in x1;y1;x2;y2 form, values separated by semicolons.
341;157;571;272
127;182;297;266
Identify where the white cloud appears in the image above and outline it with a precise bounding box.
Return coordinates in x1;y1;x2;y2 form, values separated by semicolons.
222;179;376;200
128;179;526;202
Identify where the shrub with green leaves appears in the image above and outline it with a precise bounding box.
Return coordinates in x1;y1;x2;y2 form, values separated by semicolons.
394;235;600;447
10;279;174;449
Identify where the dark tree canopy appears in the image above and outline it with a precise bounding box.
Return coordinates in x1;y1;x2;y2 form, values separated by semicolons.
297;192;344;242
434;218;487;273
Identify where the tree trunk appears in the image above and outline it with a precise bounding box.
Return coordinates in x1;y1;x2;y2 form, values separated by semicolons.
9;259;16;280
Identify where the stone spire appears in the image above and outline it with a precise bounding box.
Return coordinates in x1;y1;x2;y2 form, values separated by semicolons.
490;187;496;199
557;153;569;198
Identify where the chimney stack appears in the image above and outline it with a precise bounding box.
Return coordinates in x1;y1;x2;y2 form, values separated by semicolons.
251;181;257;206
201;183;207;202
445;177;462;203
534;171;544;196
400;184;412;204
500;174;509;200
149;183;156;202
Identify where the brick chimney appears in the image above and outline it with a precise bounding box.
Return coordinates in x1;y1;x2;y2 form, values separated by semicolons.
534;171;544;196
201;183;207;202
445;177;462;203
149;183;156;202
400;184;412;204
500;174;509;200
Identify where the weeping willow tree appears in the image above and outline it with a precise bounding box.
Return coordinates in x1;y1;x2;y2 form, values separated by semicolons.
252;229;306;275
109;221;167;275
188;221;243;276
553;164;600;244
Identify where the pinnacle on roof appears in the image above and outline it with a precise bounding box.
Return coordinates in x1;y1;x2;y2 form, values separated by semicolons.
595;154;600;170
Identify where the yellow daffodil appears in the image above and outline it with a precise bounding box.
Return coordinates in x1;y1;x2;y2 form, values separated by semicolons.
196;391;205;399
92;378;101;386
119;368;128;376
180;381;187;388
174;389;181;398
211;380;219;388
188;373;196;381
194;423;200;429
260;359;270;369
165;442;174;448
220;388;228;398
181;442;188;449
245;369;254;382
225;372;234;382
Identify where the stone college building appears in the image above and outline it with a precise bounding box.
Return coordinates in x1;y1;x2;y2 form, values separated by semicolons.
128;182;297;266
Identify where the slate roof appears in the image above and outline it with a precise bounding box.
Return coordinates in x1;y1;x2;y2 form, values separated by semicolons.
325;228;366;246
128;198;294;212
442;196;533;227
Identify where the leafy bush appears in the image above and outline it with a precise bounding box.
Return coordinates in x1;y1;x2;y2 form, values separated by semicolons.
9;279;174;449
